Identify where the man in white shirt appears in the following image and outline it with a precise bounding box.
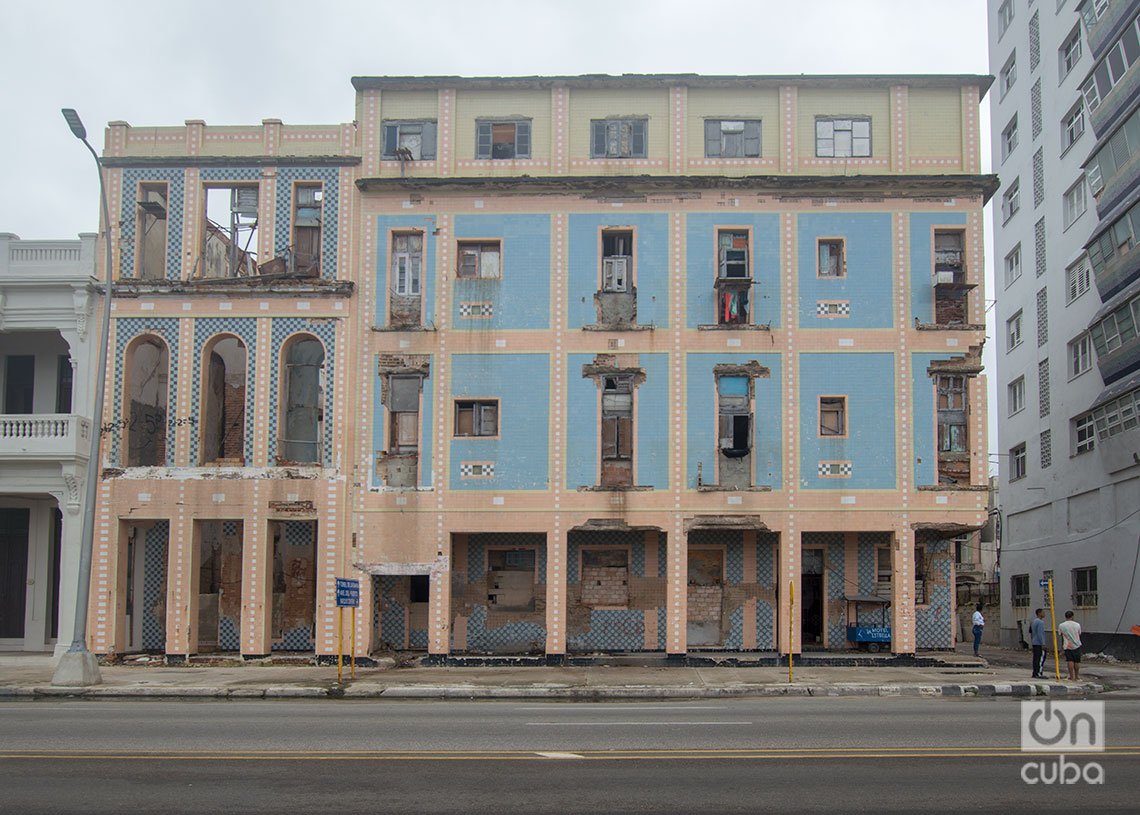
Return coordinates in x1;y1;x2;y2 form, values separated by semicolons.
971;603;985;657
1058;610;1083;681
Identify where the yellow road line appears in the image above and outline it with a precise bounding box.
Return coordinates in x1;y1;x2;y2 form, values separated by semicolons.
1;748;1137;761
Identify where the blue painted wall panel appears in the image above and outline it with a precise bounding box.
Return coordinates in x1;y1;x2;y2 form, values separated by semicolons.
684;353;783;489
567;354;598;489
797;213;893;329
798;353;896;489
453;214;550;330
685;213;781;329
449;354;549;490
636;353;670;489
568;214;669;329
909;212;967;324
911;353;941;487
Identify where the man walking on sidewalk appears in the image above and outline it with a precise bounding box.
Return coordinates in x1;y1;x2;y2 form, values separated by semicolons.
1058;611;1083;681
971;603;985;657
1030;608;1046;678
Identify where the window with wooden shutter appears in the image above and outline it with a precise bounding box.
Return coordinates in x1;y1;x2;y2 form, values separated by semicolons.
381;121;437;160
457;241;501;279
704;119;761;158
475;120;531;159
601;376;633;461
591;119;648;158
819;396;846;436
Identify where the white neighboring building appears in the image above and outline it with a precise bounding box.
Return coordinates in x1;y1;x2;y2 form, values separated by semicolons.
990;0;1140;659
0;233;98;655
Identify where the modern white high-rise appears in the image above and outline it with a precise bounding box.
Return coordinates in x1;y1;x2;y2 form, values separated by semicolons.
990;0;1140;658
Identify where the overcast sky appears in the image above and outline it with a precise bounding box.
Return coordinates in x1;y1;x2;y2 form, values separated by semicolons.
2;0;992;239
2;0;1000;467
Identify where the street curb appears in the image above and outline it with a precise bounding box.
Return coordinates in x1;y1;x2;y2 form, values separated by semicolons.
0;682;1102;700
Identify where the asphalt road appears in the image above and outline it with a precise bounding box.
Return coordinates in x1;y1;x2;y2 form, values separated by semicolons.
2;697;1137;813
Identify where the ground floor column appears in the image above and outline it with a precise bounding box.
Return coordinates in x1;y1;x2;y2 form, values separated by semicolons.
242;507;272;656
545;527;566;657
666;522;686;655
891;526;916;654
165;493;191;656
778;527;801;655
428;557;451;656
54;501;82;656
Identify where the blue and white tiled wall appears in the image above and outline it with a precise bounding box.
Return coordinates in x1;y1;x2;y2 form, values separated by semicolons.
141;521;170;650
915;539;954;649
266;318;337;466
189;318;259;464
111;318;182;466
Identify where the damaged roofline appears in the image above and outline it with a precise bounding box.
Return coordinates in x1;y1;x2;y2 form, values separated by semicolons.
351;73;995;98
100;155;360;168
358;174;1001;204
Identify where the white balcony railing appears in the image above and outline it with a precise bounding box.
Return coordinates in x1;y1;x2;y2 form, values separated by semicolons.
0;414;90;460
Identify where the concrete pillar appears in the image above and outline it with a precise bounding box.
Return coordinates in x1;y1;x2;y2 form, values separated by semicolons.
53;498;83;657
666;528;686;655
891;527;916;654
428;561;450;656
243;516;273;656
545;528;566;656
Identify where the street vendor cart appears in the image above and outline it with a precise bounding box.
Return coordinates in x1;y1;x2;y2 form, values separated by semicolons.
845;594;892;653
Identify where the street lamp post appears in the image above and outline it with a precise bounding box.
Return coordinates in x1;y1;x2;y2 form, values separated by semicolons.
52;108;110;686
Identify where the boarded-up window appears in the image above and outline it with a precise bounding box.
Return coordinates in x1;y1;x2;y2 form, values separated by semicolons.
387;375;421;455
455;400;498;436
457;241;501;279
819;396;846;436
601;376;634;461
704;119;761;158
591;119;647;158
818;239;845;278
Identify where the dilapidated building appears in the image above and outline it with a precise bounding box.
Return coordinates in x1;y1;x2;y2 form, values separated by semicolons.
80;73;995;662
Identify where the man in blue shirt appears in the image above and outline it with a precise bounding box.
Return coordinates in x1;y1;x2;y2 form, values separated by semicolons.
1030;608;1047;678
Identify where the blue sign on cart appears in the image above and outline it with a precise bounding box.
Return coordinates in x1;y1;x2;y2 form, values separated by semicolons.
335;578;360;607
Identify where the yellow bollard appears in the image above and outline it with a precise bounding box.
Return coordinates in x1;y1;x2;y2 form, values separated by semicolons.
788;580;795;683
1047;578;1061;682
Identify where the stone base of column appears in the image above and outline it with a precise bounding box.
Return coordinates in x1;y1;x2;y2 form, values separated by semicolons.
51;649;102;687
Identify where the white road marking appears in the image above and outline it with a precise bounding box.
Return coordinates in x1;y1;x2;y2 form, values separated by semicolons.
515;705;724;711
535;751;586;759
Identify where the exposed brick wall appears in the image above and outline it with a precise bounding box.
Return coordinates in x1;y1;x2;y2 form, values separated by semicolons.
581;565;629;606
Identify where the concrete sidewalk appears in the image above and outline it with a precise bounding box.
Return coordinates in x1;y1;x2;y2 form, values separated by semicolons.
0;652;1107;700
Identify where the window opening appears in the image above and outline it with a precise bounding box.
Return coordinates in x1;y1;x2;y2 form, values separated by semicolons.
601;375;634;487
457;241;501;279
818;239;845;278
815;117;871;157
126;339;169;467
279;337;324;465
819;396;846;436
137;182;168;280
201;186;259;278
201;337;247;465
591;119;647;158
387;375;421;456
382;121;437;161
476;120;531;159
602;230;633;292
455;400;498;437
704;119;761;158
289;184;322;278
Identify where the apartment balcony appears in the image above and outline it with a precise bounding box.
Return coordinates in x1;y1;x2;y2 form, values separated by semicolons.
0;414;91;461
1089;58;1140;139
1085;1;1139;62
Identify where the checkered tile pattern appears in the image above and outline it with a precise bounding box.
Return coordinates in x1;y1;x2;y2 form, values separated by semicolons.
829;535;848;652
112;318;181;466
724;606;745;649
190;318;258;464
218;616;240;651
857;534;884;595
818;461;853;478
815;301;850;316
142;521;170;650
459;462;495;478
757;534;777;648
567;609;645;651
915;539;953;649
120;168;185;280
376;576;406;648
273;167;341;280
200;167;262;183
409;628;429;649
687;528;745;584
458;302;493;318
463;605;547;653
657;607;667;650
222;521;238;536
267;318;337;466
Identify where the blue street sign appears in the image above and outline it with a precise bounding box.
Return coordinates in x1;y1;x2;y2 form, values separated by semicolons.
335;577;361;607
1039;579;1050;588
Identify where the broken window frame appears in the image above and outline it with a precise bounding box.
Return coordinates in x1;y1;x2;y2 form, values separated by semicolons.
819;396;847;437
456;240;501;279
454;399;499;438
381;120;438;161
717;229;750;279
391;232;423;296
279;335;325;465
817;238;845;278
814;116;872;158
601;375;634;463
290;182;323;277
703;119;761;158
601;229;634;293
200;184;260;279
475;119;531;160
387;374;422;456
199;335;248;465
716;375;753;458
124;336;170;468
136;181;169;281
590;118;648;159
936;375;968;454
